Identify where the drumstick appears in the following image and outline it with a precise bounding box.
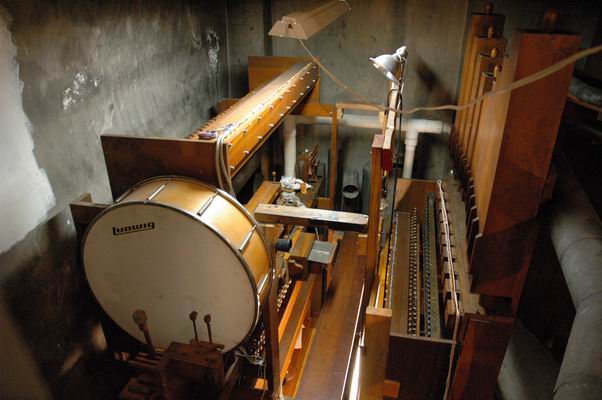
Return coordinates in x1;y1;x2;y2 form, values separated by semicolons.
189;311;199;342
204;314;213;345
132;309;156;359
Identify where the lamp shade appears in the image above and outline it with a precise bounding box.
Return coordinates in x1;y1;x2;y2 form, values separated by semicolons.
369;54;400;84
269;1;351;40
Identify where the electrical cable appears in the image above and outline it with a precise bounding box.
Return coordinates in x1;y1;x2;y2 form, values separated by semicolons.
298;39;602;116
215;134;236;196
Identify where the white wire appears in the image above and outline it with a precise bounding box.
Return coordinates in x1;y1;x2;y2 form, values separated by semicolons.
214;134;235;196
235;346;265;366
298;39;602;116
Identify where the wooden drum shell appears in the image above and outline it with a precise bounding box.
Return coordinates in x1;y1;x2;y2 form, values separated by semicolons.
83;176;272;352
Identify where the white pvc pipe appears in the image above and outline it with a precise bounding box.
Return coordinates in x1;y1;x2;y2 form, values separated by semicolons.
403;124;419;179
283;116;297;178
291;115;450;179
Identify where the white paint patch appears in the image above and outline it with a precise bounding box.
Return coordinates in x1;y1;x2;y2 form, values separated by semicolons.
206;28;219;72
205;28;220;99
0;11;55;254
100;104;114;134
62;70;101;111
191;32;202;50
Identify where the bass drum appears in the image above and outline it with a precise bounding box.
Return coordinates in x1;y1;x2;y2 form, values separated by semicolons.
82;176;273;352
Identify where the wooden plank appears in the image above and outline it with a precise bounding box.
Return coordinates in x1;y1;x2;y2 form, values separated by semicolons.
462;51;505;159
254;204;368;233
248;55;321;104
388;212;410;334
245;181;281;213
190;61;319;177
69;195;109;225
470;219;539;298
367;135;384;292
279;274;317;382
393;178;437;217
101;135;218;200
360;307;392;400
474;31;581;234
467;31;580;300
382;81;401;172
466;73;494;162
289;232;316;278
454;8;505;145
214;101;333;128
296;233;365;400
263;271;282;397
451;314;513;399
294;102;334;117
457;36;506;141
386;334;452;400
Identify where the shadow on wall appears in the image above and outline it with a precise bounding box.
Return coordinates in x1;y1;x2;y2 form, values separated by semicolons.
0;210;114;399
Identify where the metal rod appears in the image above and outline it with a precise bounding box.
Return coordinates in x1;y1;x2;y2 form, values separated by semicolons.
197;192;218;216
147;182;168;201
238;226;256;253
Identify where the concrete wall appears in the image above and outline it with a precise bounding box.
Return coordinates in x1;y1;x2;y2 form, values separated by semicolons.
0;1;228;398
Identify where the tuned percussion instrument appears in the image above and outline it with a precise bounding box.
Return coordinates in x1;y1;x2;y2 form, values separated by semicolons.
82;176;273;352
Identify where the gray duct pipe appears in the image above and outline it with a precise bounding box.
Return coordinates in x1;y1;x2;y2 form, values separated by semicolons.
548;158;602;400
341;169;360;212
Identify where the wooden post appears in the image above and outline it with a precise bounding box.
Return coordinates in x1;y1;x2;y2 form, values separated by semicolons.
263;271;282;398
469;31;581;299
367;135;384;294
451;315;513;399
360;307;392;400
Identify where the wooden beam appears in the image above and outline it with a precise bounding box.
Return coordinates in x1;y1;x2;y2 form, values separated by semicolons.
101;135;218;200
360;307;392;400
279;274;317;382
254;204;368;233
367;135;384;291
69;194;109;225
216;99;335;118
451;314;513;399
296;233;365;399
190;60;320;177
245;181;281;213
263;272;282;398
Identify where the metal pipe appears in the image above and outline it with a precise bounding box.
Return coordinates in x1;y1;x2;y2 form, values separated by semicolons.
548;158;602;400
341;169;360;212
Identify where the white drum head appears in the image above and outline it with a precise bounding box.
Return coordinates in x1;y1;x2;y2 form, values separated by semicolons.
83;202;258;352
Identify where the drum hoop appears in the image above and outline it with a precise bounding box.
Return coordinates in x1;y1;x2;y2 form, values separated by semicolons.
82;177;273;352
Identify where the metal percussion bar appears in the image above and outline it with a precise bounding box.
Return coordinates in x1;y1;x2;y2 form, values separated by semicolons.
238;226;256;253
146;182;169;201
197;192;218;216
